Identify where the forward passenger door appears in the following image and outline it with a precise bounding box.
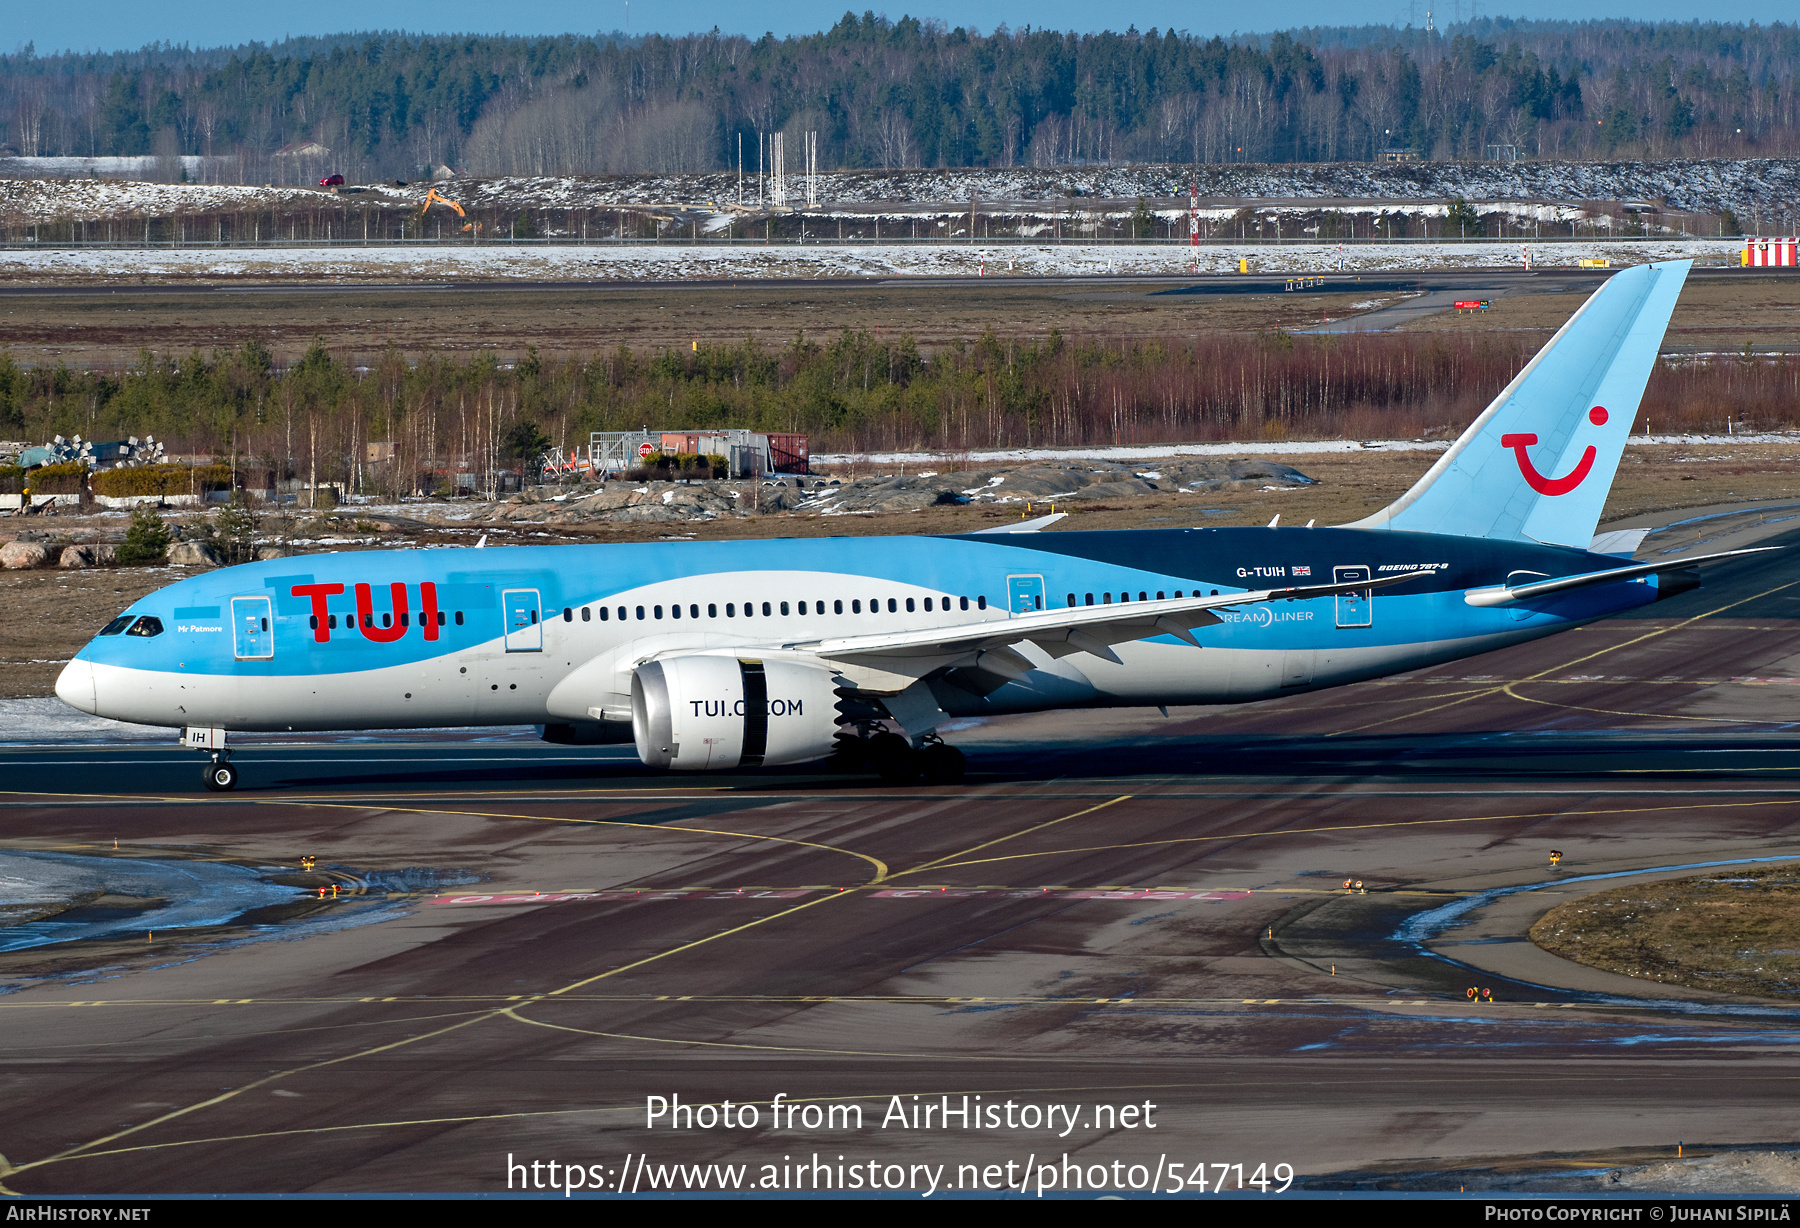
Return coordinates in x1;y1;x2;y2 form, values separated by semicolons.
503;589;543;652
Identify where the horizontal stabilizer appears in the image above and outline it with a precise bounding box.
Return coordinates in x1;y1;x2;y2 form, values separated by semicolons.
967;512;1068;534
1587;528;1654;557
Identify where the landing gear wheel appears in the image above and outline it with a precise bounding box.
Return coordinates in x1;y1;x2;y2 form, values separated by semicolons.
203;761;238;792
919;742;966;784
867;732;919;784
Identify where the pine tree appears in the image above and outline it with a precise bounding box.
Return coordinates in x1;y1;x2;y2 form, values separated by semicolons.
116;507;171;565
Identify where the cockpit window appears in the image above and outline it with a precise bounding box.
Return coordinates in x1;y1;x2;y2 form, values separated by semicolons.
125;616;165;638
99;615;135;636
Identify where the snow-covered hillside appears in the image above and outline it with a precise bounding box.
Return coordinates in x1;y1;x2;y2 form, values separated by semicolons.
455;159;1800;217
0;238;1743;281
1;158;1795;224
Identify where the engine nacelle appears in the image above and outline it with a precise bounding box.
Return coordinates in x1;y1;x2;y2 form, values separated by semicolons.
631;654;844;770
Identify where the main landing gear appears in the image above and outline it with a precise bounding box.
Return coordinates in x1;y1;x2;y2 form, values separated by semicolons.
202;751;238;792
833;730;966;784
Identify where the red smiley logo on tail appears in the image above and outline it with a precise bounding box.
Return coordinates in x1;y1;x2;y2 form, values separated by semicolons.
1501;407;1609;496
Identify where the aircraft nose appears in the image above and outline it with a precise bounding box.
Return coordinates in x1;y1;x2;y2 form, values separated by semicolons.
55;655;97;715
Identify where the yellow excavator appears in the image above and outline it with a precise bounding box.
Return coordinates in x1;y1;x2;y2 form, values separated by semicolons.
417;187;482;234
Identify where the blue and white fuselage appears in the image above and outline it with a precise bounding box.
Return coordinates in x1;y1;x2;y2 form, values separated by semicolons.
56;526;1673;731
54;259;1754;787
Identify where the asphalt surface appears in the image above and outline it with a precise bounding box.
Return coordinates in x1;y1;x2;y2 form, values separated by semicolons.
6;527;1800;1194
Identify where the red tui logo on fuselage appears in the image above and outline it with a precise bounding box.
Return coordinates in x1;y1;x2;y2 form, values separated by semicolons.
291;582;440;643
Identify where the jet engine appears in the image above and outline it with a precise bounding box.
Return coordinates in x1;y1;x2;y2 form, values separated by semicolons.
631;654;845;770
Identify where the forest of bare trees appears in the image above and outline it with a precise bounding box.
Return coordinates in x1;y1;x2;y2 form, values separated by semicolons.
3;332;1794;497
2;17;1798;182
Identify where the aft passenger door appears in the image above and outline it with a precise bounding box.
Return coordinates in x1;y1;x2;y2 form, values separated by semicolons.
503;588;543;652
1006;574;1046;614
1334;566;1372;628
231;596;273;659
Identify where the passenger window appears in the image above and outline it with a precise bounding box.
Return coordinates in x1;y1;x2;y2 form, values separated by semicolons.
762;602;772;616
636;605;646;620
690;604;699;619
923;598;932;611
905;597;915;612
1210;589;1219;596
1174;591;1184;598
401;613;410;627
780;602;789;616
671;604;681;619
437;612;446;625
852;599;861;613
942;595;951;607
708;604;717;618
1156;591;1165;600
126;616;164;637
834;600;843;614
887;598;897;613
977;596;987;610
455;611;464;625
796;601;807;615
618;607;627;620
1139;591;1148;602
1067;594;1076;607
581;607;591;621
530;610;537;624
959;597;969;611
309;615;318;630
563;607;572;622
330;614;338;629
262;617;269;632
600;607;609;620
655;605;664;619
99;615;134;636
1085;594;1093;605
1102;594;1111;605
727;603;736;617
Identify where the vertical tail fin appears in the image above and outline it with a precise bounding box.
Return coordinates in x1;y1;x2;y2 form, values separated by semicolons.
1345;259;1690;546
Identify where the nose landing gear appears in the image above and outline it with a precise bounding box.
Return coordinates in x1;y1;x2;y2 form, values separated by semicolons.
203;752;238;792
183;726;239;792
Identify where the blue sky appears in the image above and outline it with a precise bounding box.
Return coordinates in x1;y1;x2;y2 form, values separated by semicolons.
10;1;1793;56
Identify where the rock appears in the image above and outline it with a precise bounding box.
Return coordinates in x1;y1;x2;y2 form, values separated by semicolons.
0;541;48;569
59;544;118;568
167;540;224;567
1060;479;1162;501
254;545;290;560
485;480;743;524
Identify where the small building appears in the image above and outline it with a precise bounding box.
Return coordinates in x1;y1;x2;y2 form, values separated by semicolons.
1743;237;1798;267
273;141;332;159
658;430;809;476
1380;148;1417;164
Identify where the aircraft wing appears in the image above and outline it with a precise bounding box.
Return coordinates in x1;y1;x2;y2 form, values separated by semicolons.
803;573;1415;670
1462;547;1777;607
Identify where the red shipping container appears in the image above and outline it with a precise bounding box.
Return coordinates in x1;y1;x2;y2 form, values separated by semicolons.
767;432;809;475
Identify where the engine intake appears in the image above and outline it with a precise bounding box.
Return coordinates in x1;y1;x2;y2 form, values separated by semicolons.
631;654;844;770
